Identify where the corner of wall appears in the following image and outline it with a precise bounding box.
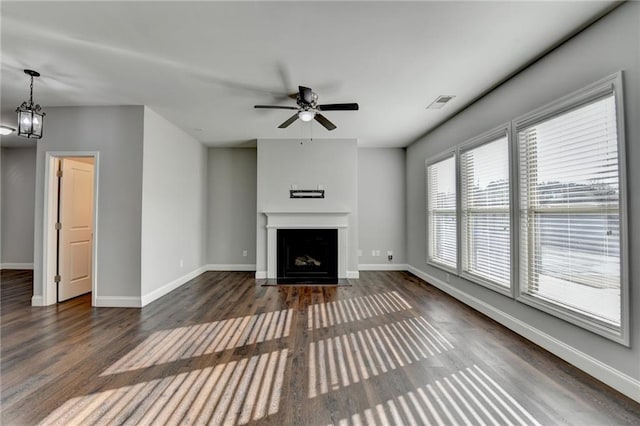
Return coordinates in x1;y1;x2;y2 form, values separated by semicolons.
140;109;207;298
140;265;207;307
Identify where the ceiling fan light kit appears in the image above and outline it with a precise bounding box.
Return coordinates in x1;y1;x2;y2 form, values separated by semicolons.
16;69;46;139
255;85;358;131
298;110;316;122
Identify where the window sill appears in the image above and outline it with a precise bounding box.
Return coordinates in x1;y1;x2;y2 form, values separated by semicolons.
516;292;627;346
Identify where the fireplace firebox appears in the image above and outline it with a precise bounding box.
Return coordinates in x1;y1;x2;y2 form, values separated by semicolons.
277;229;338;284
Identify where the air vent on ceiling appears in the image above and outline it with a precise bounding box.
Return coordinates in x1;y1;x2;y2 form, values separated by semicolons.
426;95;455;110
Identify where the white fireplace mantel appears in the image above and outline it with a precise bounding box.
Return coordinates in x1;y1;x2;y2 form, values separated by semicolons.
263;211;350;279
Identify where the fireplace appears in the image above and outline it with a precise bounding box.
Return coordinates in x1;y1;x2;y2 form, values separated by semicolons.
277;229;338;284
262;211;350;280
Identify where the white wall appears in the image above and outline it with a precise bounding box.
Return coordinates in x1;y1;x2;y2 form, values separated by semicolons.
1;147;36;267
358;148;406;268
406;2;639;399
33;106;144;305
256;138;358;277
141;107;207;304
207;148;257;267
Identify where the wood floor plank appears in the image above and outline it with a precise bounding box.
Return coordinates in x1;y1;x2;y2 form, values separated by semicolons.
1;269;639;425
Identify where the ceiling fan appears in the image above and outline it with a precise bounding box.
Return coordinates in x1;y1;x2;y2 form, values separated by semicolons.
254;86;358;131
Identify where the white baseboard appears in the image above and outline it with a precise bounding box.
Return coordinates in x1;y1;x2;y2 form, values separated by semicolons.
407;265;640;404
255;271;267;279
31;295;44;306
94;296;142;308
140;265;207;307
1;262;34;270
206;264;256;271
359;264;409;271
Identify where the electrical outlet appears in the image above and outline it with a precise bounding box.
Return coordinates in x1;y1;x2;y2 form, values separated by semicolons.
387;250;393;256
371;250;376;256
446;273;450;283
179;259;184;268
242;250;248;257
358;249;363;257
388;254;393;261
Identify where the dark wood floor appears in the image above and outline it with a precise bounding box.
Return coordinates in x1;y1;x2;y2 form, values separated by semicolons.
1;270;639;425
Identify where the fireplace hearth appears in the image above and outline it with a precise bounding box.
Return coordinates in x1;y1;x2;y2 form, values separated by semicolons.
277;229;338;284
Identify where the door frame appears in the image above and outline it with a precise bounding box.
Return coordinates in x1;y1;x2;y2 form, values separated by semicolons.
42;151;100;306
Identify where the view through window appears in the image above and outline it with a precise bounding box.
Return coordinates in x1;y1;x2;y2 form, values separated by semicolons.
427;155;457;269
461;135;510;289
518;93;621;328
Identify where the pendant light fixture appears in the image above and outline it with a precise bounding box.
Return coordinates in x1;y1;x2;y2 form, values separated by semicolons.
16;69;46;139
0;125;16;136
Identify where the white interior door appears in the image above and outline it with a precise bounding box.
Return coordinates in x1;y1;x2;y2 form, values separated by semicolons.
59;158;94;301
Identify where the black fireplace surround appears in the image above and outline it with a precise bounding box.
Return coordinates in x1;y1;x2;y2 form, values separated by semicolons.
277;229;338;284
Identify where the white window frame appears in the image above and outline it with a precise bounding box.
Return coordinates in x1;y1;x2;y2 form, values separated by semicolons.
513;72;629;346
426;151;458;274
459;124;514;296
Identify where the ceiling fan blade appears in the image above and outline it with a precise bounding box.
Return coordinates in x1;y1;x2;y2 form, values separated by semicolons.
299;86;313;104
277;63;293;93
317;103;359;111
278;114;300;128
314;113;337;131
255;105;298;110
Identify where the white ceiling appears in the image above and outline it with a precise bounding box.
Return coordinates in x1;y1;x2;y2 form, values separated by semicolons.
0;1;617;148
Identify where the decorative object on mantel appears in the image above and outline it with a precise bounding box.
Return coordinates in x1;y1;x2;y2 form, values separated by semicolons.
16;69;46;139
290;189;325;199
255;85;358;131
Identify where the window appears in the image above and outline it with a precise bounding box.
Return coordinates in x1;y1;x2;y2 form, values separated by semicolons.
427;154;456;270
516;73;627;343
460;130;511;291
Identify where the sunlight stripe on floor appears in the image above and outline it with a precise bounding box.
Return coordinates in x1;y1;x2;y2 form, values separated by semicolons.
308;316;453;398
41;349;289;426
329;365;541;426
101;309;293;375
307;291;412;330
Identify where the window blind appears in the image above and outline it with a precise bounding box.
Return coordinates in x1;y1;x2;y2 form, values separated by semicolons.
519;93;621;326
461;136;510;287
427;155;457;269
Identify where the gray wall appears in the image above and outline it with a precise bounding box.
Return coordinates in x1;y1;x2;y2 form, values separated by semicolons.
141;107;207;298
0;148;2;264
207;146;407;269
256;138;359;275
1;147;36;265
207;148;257;266
406;2;639;382
33;106;144;302
358;148;406;266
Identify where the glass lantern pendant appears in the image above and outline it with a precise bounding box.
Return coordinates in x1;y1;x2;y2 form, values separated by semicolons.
16;69;46;139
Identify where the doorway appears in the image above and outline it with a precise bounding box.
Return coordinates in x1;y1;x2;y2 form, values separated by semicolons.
43;153;98;305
